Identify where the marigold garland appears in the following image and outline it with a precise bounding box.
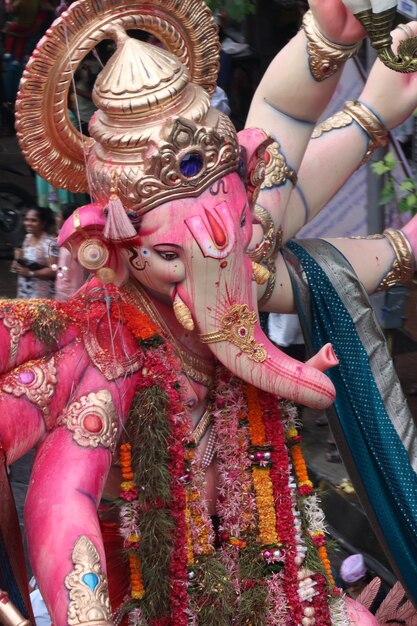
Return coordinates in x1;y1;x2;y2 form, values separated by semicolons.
251;467;280;546
246;385;279;547
112;302;160;341
113;297;342;624
119;443;144;600
246;384;267;446
261;393;305;624
185;491;195;565
286;423;335;586
287;429;313;496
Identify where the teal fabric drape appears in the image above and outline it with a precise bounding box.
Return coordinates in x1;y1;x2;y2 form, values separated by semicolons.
285;239;417;605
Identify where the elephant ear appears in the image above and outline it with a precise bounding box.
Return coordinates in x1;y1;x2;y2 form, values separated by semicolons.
58;203;129;286
237;128;273;207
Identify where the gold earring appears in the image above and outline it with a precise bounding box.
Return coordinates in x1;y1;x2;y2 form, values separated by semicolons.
252;261;270;285
77;239;110;271
173;295;195;331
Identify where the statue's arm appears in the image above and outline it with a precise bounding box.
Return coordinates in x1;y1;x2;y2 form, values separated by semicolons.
24;365;140;626
260;221;417;313
279;21;417;241
246;0;365;226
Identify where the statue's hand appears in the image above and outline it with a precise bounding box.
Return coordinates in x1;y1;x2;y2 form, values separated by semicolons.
308;0;366;45
359;22;417;130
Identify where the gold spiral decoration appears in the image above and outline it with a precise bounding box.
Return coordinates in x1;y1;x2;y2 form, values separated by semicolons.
15;0;220;193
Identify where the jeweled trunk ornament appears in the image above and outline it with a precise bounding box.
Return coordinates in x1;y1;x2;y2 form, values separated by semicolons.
342;0;417;72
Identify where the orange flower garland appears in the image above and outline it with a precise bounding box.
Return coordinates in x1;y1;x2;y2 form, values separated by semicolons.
286;428;335;585
112;302;160;341
287;428;313;496
246;384;267;446
318;545;334;585
185;491;195;566
246;385;279;546
119;443;145;600
129;553;145;600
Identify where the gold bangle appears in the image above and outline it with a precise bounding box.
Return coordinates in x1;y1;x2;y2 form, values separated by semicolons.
303;10;362;81
343;100;389;165
312;100;389;167
257;226;283;308
248;205;276;263
377;228;416;291
258;263;276;308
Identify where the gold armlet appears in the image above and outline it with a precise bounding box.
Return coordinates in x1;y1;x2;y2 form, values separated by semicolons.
343;100;389;165
377;228;415;291
258;262;277;309
262;142;297;189
302;10;362;81
65;536;112;626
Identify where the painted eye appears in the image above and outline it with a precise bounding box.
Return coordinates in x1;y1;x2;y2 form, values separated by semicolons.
156;250;179;261
140;248;150;257
240;214;247;227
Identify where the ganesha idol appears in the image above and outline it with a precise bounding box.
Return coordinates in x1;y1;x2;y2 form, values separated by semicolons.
3;0;417;625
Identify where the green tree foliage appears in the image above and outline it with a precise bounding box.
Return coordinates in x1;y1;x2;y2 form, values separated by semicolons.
205;0;255;22
371;152;417;216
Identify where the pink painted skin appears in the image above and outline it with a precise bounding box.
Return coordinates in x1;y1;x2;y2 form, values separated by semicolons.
0;338;90;464
345;596;380;625
25;365;141;626
0;283;144;626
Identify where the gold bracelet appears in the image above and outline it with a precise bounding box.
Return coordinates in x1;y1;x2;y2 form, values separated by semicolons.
248;205;276;263
258;262;277;309
303;10;362;81
377;228;416;291
343;100;389;165
312;100;389;166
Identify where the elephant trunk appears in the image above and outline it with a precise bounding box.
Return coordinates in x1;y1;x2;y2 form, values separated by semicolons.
178;258;337;409
199;316;337;409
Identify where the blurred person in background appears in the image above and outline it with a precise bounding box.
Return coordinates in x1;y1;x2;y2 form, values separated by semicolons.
12;205;57;298
340;554;387;614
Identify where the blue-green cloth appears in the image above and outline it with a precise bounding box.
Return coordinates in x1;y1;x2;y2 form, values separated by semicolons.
285;239;417;604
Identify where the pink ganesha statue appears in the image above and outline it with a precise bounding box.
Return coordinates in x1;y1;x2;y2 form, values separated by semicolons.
3;0;417;624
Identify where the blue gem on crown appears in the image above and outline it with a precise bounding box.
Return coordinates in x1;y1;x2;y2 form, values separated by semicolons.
179;152;204;177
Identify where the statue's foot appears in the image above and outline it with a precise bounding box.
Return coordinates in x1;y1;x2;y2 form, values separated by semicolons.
345;596;380;625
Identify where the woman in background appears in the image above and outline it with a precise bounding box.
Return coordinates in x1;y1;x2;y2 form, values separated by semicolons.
12;205;57;299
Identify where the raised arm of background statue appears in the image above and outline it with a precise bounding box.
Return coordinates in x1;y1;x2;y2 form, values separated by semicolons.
282;21;417;241
246;0;365;230
259;220;417;315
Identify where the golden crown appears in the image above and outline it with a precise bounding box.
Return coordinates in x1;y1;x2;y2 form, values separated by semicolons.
16;0;240;215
